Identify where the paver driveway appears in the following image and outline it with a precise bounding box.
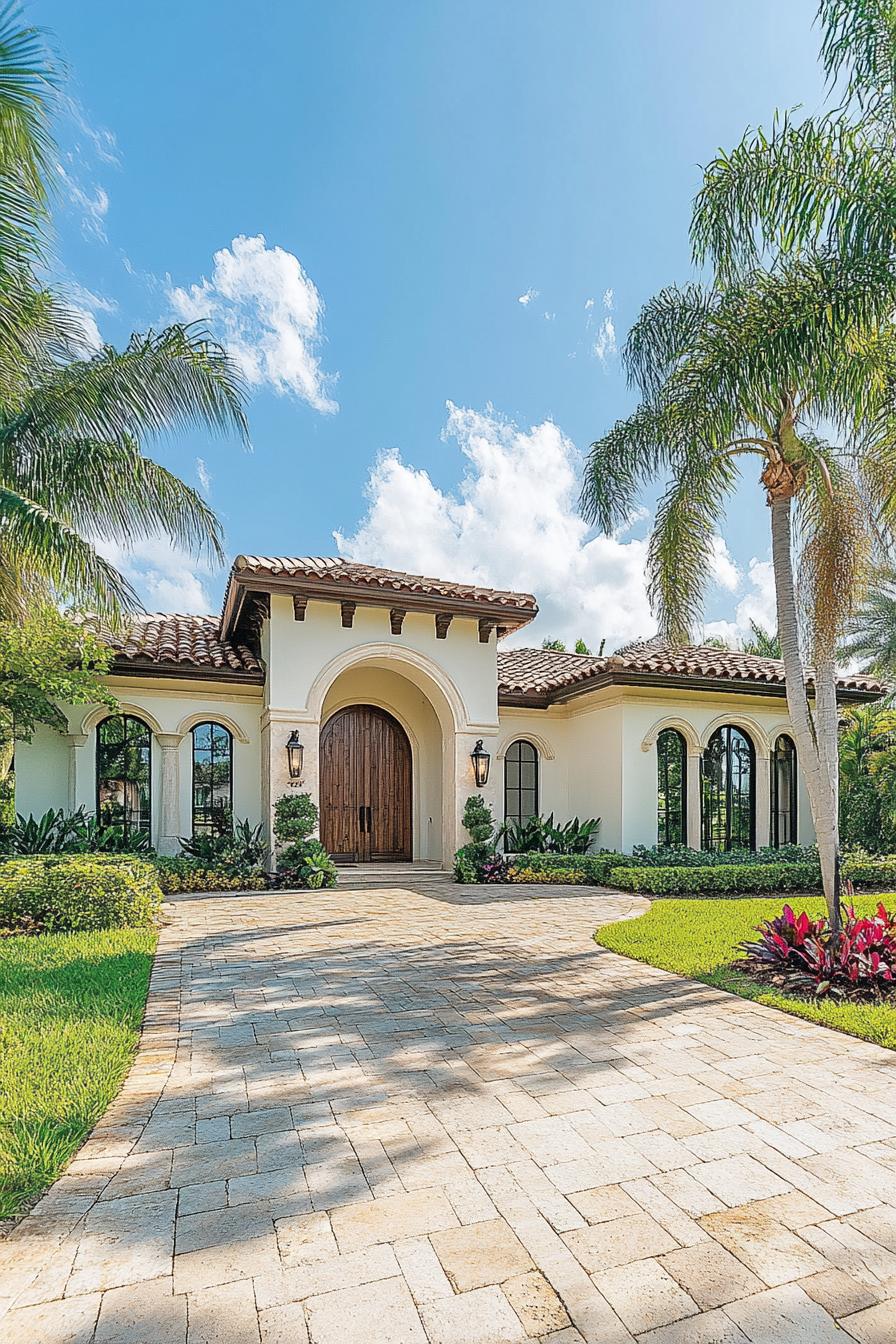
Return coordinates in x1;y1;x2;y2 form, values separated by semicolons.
2;881;896;1344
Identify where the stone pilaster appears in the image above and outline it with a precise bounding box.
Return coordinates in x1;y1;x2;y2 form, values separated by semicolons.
155;733;184;855
686;750;702;850
64;733;88;813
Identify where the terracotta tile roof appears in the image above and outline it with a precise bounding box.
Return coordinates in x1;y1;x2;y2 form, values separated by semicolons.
230;555;538;614
498;641;886;701
98;614;263;678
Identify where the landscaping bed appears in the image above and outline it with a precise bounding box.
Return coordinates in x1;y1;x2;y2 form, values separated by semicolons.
0;927;156;1219
594;897;896;1051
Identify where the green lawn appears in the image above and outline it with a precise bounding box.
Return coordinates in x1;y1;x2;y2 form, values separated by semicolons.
595;896;896;1051
0;928;156;1218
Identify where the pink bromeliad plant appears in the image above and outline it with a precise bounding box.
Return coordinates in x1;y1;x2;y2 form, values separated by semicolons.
740;902;896;1000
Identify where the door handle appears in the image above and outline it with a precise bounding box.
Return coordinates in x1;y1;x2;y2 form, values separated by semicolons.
366;805;372;834
358;805;366;833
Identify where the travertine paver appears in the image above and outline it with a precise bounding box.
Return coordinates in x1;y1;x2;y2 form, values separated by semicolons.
2;881;896;1342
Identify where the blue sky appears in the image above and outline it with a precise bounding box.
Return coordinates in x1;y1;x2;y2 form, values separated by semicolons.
41;0;826;647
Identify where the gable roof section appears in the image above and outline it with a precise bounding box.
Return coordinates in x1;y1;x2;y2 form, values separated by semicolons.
498;642;885;706
98;614;263;683
222;555;538;638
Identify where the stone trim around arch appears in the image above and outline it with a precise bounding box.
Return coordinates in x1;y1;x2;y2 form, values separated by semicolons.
305;642;468;733
79;702;164;737
175;710;251;745
699;713;771;758
496;730;556;762
640;716;702;756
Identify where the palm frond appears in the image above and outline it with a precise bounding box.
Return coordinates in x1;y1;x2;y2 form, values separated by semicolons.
623;284;715;399
0;4;58;272
581;402;683;534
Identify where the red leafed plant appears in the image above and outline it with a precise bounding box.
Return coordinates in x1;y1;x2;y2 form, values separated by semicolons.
739;902;896;999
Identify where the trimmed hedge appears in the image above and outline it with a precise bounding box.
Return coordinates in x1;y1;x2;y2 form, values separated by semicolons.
0;855;162;932
510;865;587;885
152;856;269;895
509;851;632;884
608;855;896;896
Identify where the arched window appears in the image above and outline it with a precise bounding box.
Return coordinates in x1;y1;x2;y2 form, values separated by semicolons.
504;740;539;829
657;729;687;847
770;734;797;848
701;725;755;851
96;714;152;838
192;722;233;836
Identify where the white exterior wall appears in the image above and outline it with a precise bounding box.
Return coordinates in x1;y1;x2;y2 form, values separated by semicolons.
14;675;263;854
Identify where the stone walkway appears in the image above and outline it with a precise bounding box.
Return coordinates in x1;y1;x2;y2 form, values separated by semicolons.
2;882;896;1343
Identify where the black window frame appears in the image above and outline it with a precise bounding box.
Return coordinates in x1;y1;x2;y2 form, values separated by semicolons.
656;728;687;847
96;713;152;839
701;724;756;852
770;733;797;848
504;739;539;831
191;721;234;837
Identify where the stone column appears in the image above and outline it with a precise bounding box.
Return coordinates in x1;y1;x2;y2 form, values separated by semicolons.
686;750;702;850
755;751;771;850
64;733;88;813
155;733;184;856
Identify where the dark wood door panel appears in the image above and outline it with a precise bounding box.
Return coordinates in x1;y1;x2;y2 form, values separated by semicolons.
319;705;412;863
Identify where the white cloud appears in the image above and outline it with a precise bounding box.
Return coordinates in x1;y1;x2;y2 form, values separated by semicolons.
96;536;215;614
704;556;777;646
518;288;538;306
335;403;659;650
593;315;617;364
585;297;595;311
62;282;116;353
57;164;109;240
168;234;337;413
708;535;740;592
195;458;211;494
603;287;615;310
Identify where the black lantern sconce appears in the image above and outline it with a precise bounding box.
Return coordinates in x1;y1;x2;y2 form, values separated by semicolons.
286;730;304;780
471;739;490;788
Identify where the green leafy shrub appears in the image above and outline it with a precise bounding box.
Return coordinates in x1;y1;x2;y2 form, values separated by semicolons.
0;808;153;855
179;818;265;875
0;856;162;932
462;794;495;844
272;794;337;889
274;793;319;844
512;851;633;884
509;865;587;885
629;843;818;868
453;841;493;883
152;856;268;894
608;855;896;896
499;813;600;854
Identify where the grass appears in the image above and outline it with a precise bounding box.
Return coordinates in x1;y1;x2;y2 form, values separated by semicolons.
0;928;156;1219
595;895;896;1052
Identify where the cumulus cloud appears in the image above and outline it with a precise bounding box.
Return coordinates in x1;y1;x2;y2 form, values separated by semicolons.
62;282;116;353
704;556;777;646
336;403;659;649
96;537;216;614
168;234;337;413
517;288;538;306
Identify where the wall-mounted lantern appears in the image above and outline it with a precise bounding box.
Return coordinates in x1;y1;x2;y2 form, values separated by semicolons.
286;730;304;780
471;739;490;788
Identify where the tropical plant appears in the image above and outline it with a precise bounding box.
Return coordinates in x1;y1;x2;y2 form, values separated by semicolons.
740;621;781;657
841;565;896;674
498;812;600;855
0;806;154;855
838;702;896;851
178;817;265;874
740;901;896;999
0;8;248;620
272;792;337;888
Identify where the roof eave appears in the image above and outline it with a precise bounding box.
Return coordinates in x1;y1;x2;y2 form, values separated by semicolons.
498;669;884;707
110;657;265;686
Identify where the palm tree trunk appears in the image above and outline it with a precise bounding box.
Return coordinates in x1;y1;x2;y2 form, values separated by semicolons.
769;495;841;929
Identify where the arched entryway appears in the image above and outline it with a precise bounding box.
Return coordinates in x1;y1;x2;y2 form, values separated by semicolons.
320;704;412;862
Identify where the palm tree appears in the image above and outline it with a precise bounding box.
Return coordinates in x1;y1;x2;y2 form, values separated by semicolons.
582;255;896;927
741;621;782;658
691;2;896;287
0;7;248;617
841;565;896;674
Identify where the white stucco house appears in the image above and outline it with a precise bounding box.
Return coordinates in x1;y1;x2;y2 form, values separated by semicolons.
13;555;883;864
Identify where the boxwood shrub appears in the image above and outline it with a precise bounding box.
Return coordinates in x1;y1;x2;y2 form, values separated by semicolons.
0;855;162;932
608;854;896;896
509;851;633;884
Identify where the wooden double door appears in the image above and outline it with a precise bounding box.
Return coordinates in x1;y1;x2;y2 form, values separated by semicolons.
319;705;412;862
